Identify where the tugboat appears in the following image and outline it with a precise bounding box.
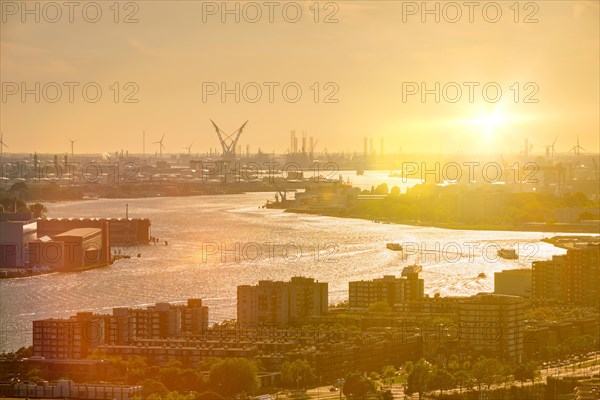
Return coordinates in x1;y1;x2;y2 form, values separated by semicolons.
386;243;403;251
498;248;518;260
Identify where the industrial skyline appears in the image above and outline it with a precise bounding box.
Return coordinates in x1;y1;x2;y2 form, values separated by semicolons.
1;1;598;154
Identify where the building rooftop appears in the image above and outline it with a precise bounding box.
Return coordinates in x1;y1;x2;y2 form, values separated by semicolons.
54;227;101;239
460;293;525;304
495;269;532;275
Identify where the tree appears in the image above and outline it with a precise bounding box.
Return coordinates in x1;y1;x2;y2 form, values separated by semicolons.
405;359;432;399
158;364;183;391
381;365;396;386
13;346;33;359
375;183;389;195
140;379;168;398
194;392;226;400
428;367;455;395
0;196;27;213
471;356;503;392
281;359;315;388
342;372;376;400
381;389;394;400
368;301;392;313
26;368;43;381
209;358;259;397
197;357;223;371
514;361;540;387
453;369;474;394
28;203;47;218
390;186;401;196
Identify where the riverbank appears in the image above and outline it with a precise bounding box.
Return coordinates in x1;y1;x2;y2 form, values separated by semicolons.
284;208;600;234
0;261;114;280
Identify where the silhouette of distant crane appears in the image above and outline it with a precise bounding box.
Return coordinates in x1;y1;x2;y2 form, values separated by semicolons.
210;120;248;161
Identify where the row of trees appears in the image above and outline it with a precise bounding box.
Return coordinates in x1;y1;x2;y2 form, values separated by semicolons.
83;355;260;399
404;356;541;399
344;183;597;226
0;196;47;217
90;356;327;398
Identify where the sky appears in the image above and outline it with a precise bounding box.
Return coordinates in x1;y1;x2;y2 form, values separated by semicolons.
1;0;599;156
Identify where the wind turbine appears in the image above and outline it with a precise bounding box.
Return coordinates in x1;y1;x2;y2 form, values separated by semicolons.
544;137;558;162
183;143;193;156
152;133;166;158
68;138;77;156
569;136;585;163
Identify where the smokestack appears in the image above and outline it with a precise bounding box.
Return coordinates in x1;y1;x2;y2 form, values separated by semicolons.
290;130;296;154
380;137;384;157
302;131;307;154
363;137;368;157
310;137;314;158
370;138;374;156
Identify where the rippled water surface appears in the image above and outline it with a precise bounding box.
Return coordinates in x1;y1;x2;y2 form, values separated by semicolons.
0;191;569;351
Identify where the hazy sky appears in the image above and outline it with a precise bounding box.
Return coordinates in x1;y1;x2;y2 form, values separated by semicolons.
1;0;598;155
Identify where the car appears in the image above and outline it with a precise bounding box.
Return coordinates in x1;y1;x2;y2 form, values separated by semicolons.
329;387;338;392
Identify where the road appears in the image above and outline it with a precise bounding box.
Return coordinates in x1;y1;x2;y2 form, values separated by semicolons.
300;354;600;399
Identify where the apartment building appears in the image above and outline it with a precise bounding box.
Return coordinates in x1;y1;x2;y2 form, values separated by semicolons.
533;244;599;306
349;265;425;308
458;293;526;361
237;277;328;327
494;269;532;297
33;299;209;358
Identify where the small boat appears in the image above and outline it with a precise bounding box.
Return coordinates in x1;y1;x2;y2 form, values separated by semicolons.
498;248;518;260
478;272;487;278
386;243;402;251
356;169;364;175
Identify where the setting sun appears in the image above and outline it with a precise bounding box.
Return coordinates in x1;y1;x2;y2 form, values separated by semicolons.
470;108;511;138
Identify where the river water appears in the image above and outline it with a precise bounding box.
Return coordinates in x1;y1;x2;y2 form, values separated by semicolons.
0;187;570;352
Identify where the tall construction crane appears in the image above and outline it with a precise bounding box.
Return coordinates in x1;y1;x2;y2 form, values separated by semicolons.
210;120;248;161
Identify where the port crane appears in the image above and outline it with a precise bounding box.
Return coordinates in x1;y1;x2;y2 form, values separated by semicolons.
272;179;287;204
210;120;248;161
